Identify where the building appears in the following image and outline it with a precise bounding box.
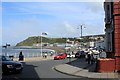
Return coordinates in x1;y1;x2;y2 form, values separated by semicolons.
82;34;105;48
95;40;105;49
113;0;120;72
104;0;120;72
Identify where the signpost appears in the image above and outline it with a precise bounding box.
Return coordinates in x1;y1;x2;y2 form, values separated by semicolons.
2;43;10;56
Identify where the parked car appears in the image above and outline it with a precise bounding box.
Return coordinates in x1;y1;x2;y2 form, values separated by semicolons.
75;52;81;58
1;56;23;74
67;52;75;58
54;53;66;60
67;54;75;58
75;51;85;58
80;51;86;58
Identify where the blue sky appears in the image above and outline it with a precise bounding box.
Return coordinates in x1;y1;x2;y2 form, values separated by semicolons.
2;2;105;45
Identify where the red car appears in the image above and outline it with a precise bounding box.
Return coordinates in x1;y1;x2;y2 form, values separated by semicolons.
54;53;66;60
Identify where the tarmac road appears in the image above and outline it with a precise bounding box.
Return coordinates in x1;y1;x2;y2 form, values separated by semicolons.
2;58;96;80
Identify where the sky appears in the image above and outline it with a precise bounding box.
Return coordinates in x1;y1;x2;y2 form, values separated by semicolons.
1;1;105;45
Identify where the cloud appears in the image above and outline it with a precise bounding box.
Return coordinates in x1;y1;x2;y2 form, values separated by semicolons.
3;3;81;15
48;22;79;38
85;2;104;13
64;22;76;33
2;2;105;45
3;2;104;16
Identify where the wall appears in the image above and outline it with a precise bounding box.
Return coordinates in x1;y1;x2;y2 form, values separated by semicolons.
114;1;120;71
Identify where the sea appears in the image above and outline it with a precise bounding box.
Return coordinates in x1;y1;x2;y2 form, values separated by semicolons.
0;44;76;58
1;46;55;58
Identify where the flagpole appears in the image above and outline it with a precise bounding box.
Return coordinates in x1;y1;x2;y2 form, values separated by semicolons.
40;32;47;57
41;33;42;57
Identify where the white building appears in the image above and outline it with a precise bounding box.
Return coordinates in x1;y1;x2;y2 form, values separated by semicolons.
95;40;105;49
89;41;95;47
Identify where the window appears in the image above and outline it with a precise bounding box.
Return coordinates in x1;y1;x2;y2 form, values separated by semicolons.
106;5;110;22
107;5;109;11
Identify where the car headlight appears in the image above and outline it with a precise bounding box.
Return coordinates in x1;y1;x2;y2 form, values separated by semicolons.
7;65;13;68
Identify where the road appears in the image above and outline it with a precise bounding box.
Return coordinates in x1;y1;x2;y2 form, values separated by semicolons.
2;59;92;80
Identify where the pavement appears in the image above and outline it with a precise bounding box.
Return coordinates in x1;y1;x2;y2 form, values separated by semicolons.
12;55;120;79
54;58;120;79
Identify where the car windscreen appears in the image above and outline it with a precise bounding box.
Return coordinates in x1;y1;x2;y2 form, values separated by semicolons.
58;54;64;56
2;56;12;61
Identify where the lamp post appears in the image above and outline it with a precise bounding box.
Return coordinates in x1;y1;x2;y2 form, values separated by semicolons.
77;25;86;48
2;43;10;56
77;25;85;38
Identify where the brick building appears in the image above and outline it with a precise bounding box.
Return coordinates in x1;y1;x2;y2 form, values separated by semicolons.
114;0;120;72
104;0;120;72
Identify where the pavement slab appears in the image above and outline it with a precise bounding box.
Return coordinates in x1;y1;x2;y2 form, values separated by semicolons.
54;58;120;79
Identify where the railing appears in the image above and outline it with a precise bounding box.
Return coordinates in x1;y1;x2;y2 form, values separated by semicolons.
8;52;54;58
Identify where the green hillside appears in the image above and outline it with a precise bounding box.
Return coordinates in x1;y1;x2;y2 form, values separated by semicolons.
16;34;105;46
16;36;67;46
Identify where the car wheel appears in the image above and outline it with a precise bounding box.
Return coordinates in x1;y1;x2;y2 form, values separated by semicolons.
2;69;9;74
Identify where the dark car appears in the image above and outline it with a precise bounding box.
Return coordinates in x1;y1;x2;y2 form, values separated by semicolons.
80;51;85;58
1;56;23;74
75;51;85;58
54;53;66;60
75;52;81;58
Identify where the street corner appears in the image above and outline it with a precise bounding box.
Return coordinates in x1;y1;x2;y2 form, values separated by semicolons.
53;64;68;74
53;64;84;77
53;63;120;79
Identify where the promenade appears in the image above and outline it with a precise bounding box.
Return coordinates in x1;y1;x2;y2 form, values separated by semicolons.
13;56;54;62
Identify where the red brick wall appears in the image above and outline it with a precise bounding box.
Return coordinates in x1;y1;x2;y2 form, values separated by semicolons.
97;58;115;72
114;1;120;71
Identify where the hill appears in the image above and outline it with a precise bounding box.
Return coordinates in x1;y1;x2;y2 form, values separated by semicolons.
16;36;67;46
16;34;105;46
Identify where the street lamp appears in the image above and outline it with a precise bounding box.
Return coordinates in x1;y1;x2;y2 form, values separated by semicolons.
77;25;85;38
2;43;10;56
77;25;86;48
